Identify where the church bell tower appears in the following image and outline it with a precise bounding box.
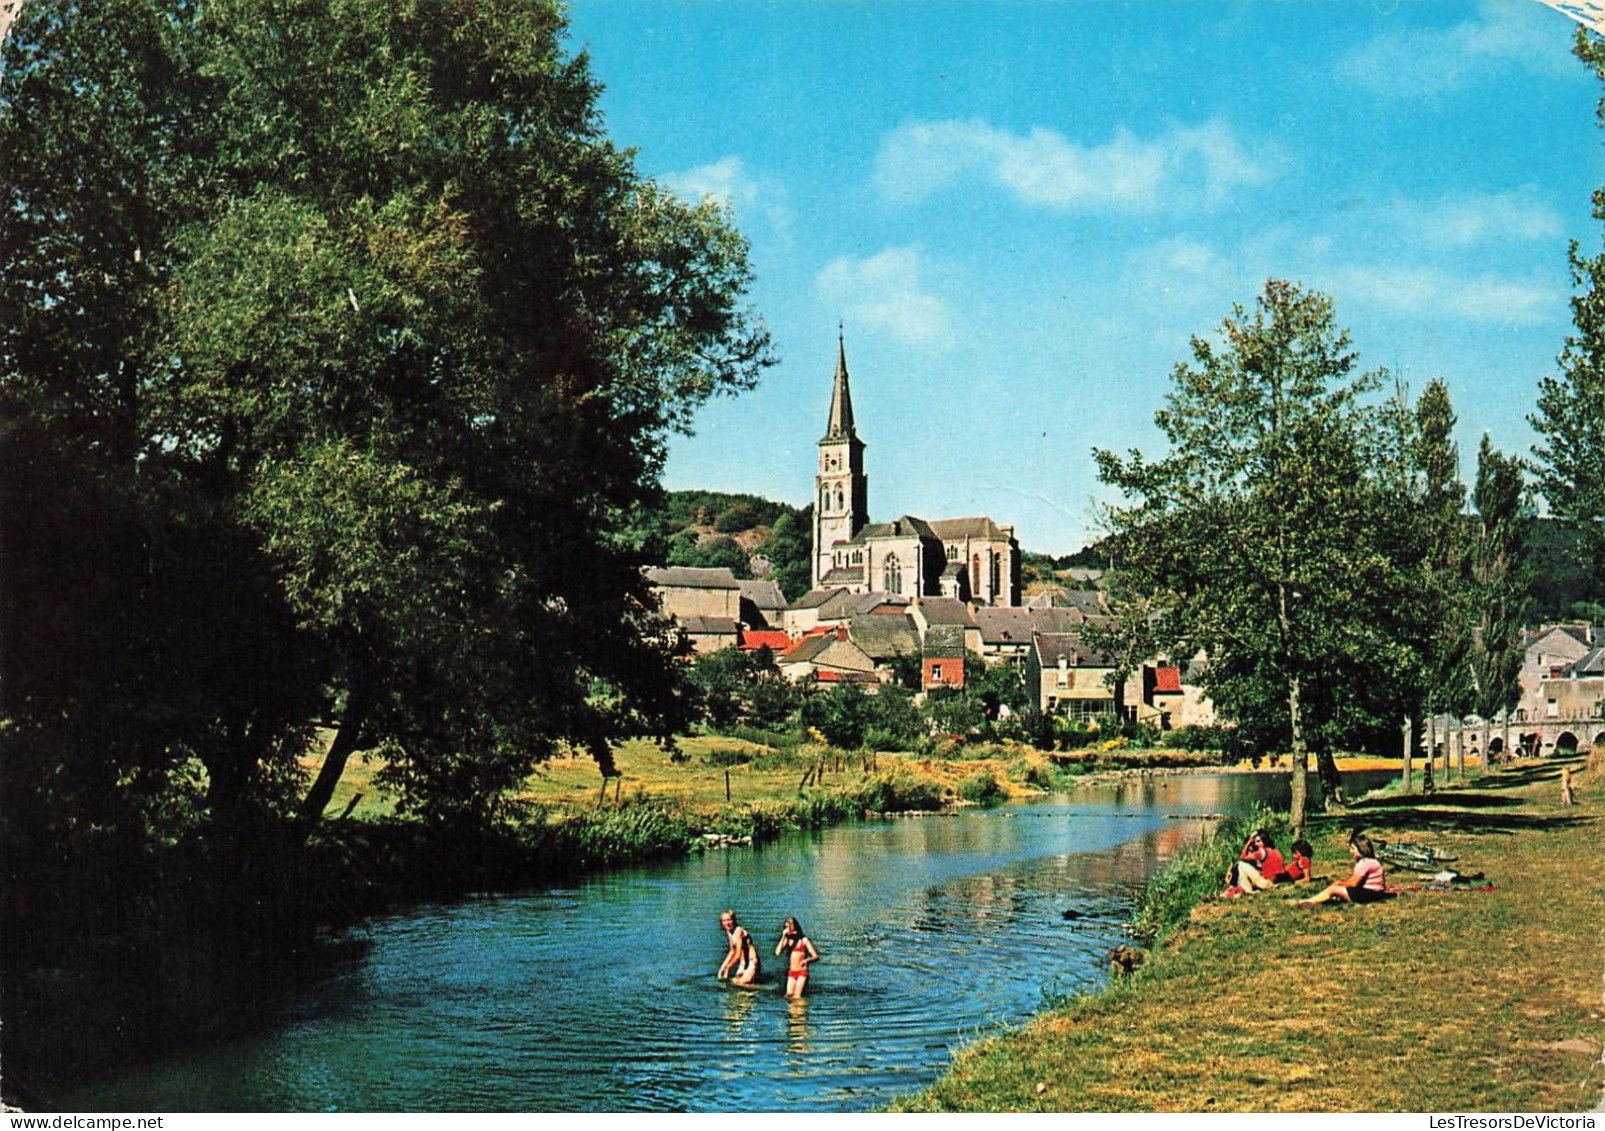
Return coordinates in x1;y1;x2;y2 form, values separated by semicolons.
812;333;868;589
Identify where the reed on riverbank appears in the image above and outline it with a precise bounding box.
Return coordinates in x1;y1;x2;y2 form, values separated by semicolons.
893;757;1604;1113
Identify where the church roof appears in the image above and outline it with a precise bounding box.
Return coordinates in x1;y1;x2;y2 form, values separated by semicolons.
822;333;857;442
820;565;866;586
928;516;1012;542
847;515;940;544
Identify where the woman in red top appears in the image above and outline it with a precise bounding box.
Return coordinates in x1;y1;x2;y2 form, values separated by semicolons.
1228;829;1286;892
1298;833;1387;905
775;917;820;999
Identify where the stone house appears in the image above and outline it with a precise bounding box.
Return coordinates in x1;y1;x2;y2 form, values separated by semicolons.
778;628;879;686
922;623;967;691
1517;624;1605;721
1025;631;1123;720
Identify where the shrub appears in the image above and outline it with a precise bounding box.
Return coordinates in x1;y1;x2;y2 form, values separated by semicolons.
956;768;1006;806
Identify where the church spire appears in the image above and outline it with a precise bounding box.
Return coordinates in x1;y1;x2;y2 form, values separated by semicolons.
824;327;856;440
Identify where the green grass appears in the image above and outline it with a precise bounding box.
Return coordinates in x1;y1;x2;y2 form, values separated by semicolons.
893;755;1605;1112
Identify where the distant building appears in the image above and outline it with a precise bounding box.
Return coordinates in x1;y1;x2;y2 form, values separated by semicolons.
811;336;1020;606
1518;624;1605;722
1025;631;1123;721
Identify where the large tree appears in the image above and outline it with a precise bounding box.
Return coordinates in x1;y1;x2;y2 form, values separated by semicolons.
0;0;771;837
1094;280;1432;830
1468;436;1531;725
1532;29;1605;586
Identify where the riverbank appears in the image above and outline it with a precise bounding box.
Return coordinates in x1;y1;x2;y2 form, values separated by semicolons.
893;755;1605;1112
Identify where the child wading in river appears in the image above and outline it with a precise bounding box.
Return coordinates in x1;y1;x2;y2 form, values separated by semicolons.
775;917;820;999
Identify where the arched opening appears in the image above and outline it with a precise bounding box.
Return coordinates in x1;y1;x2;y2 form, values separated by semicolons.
883;553;902;594
1592;731;1605;749
834;486;844;512
1556;731;1580;753
1488;736;1505;755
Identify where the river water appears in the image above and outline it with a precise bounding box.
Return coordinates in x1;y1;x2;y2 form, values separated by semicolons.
61;772;1386;1112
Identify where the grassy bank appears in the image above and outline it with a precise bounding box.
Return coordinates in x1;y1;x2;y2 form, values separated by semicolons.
894;755;1605;1112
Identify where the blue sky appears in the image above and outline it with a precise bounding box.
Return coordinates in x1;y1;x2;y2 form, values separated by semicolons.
568;0;1605;556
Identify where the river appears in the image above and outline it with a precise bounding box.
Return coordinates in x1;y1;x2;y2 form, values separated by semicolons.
59;771;1388;1112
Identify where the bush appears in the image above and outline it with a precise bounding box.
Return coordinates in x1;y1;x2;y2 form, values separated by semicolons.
1165;724;1234;752
956;768;1006;807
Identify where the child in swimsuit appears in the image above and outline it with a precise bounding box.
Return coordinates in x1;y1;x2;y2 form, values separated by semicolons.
775;916;820;999
718;910;760;986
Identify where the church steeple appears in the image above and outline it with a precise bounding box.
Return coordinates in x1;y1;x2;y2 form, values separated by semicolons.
812;330;869;590
823;329;856;440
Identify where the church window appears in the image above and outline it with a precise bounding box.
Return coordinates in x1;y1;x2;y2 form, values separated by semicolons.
883;553;902;594
821;486;830;512
835;486;845;512
971;554;981;595
991;553;1002;597
946;544;957;560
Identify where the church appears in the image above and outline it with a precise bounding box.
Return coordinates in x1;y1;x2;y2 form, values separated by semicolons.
811;337;1021;607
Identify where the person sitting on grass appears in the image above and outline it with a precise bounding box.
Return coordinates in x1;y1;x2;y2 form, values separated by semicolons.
1297;832;1386;906
1281;838;1314;884
1224;829;1286;895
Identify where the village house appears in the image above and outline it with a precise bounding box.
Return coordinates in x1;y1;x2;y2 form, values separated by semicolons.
738;579;787;631
1517;624;1605;721
778;627;879;687
975;605;1099;666
644;565;742;654
1025;631;1123;721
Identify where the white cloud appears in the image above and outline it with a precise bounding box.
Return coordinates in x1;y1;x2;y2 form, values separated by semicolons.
659;155;791;237
873;117;1274;213
816;246;955;349
1328;264;1561;326
1339;0;1577;98
1394;190;1564;248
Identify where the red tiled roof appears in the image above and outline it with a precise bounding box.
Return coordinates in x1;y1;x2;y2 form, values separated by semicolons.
815;669;878;684
739;630;792;652
1153;666;1183;693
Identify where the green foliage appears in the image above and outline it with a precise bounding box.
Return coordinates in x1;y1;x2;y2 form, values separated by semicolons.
667;532;751;575
685;648;801;732
1093;280;1436;827
1162;724;1234;752
760;507;814;601
0;0;772;883
1531;32;1605;594
956;768;1006;807
1469;436;1532;720
800;683;876;749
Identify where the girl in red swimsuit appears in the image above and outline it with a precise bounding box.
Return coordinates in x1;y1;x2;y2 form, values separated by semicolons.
775;917;820;999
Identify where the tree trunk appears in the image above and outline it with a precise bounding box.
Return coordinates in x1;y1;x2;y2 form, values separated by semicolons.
299;685;368;830
1288;674;1308;833
1315;747;1345;808
1454;720;1465;779
1402;716;1413;793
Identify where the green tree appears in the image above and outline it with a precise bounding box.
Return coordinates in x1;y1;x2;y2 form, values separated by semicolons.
0;0;771;837
761;506;814;600
1532;30;1605;589
1093;280;1431;830
1411;379;1474;779
1468;437;1531;722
